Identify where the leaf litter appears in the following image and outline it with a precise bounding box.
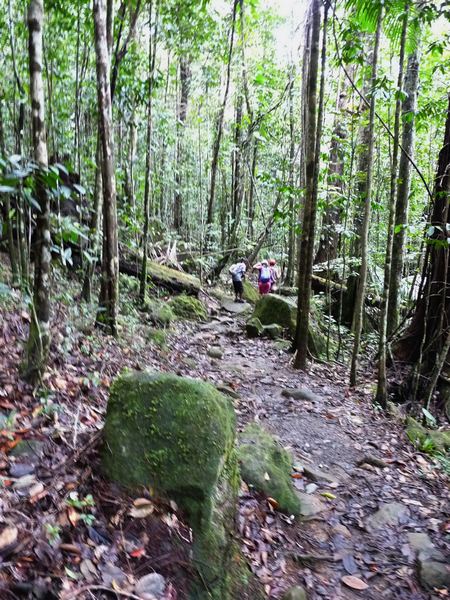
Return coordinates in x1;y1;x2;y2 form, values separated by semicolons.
0;280;449;599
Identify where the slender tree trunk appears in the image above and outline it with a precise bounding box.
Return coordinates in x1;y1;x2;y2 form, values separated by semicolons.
23;0;51;385
349;9;382;386
294;0;325;370
285;71;296;285
81;129;103;302
140;0;158;303
173;57;191;232
0;99;20;285
231;92;243;224
247;140;258;240
387;46;421;336
376;5;409;407
9;0;28;285
205;0;238;241
94;0;119;335
314;75;350;265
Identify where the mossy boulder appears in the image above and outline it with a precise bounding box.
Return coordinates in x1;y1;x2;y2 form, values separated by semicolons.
238;424;300;516
102;371;241;599
406;417;450;454
142;298;175;326
251;295;327;357
246;317;264;338
263;323;283;339
242;280;259;304
168;294;207;321
253;294;297;336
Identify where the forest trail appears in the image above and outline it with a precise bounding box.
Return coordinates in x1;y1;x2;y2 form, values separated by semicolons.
169;297;450;600
0;287;449;600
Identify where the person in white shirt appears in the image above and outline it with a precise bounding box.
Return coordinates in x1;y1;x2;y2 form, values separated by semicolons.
229;258;247;303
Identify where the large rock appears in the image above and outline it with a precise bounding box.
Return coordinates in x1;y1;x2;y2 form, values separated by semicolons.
246;317;264;338
168;294;207;321
238;424;300;516
142;298;175;326
250;295;327;357
252;295;297;336
407;532;450;590
419;559;450;590
102;371;241;598
365;502;409;531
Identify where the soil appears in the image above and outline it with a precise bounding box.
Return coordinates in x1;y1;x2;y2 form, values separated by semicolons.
0;277;449;600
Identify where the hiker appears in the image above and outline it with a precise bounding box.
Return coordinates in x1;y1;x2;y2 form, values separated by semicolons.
229;258;246;303
253;260;272;295
269;258;278;292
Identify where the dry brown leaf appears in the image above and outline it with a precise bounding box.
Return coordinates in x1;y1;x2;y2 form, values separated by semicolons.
67;506;81;527
341;575;369;590
129;498;155;518
0;526;18;553
267;497;279;510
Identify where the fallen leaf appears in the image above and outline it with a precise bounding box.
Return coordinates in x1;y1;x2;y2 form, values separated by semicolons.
129;498;155;518
267;497;279;510
0;526;18;553
321;492;336;500
341;575;369;590
67;506;81;527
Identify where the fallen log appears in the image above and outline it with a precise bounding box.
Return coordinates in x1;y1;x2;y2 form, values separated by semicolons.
119;259;201;296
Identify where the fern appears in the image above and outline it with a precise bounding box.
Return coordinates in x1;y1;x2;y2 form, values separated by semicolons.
343;0;420;53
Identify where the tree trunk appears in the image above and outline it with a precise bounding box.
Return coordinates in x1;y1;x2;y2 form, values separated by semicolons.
375;4;409;407
246;140;258;240
0;99;20;286
23;0;51;385
349;9;382;386
395;94;450;371
285;71;296;286
93;0;119;336
314;75;350;265
231;92;244;224
205;0;238;243
387;46;421;336
81;129;103;302
173;57;191;232
294;0;325;370
140;0;158;303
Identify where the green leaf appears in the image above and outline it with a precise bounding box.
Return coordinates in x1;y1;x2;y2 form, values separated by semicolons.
422;408;436;427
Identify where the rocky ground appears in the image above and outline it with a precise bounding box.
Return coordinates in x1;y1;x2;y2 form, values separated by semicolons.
170;299;450;600
0;275;449;599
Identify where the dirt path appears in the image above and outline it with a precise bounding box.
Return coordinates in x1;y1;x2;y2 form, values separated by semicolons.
168;302;450;600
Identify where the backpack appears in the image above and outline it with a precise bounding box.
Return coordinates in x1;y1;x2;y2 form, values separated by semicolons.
259;266;271;283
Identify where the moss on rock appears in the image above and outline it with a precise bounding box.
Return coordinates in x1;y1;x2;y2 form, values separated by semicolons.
242;280;259;304
238;423;300;516
252;294;297;336
168;294;208;321
102;371;241;599
142;298;175;326
246;317;264;338
147;261;201;295
251;295;327;358
406;417;450;454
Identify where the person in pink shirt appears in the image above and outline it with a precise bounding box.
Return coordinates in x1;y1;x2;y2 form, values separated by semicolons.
253;260;271;295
